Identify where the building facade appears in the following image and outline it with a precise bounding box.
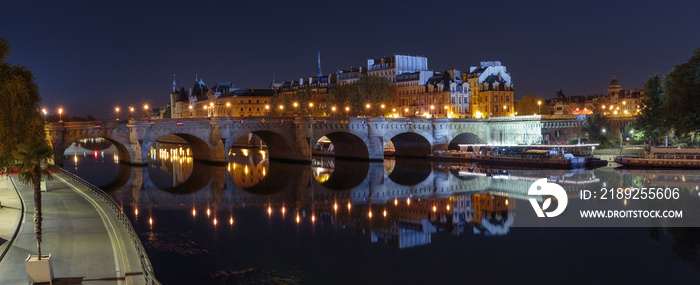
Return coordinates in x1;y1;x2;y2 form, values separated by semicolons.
467;61;514;118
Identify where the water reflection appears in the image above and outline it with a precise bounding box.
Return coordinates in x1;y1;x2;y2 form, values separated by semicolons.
63;143;700;283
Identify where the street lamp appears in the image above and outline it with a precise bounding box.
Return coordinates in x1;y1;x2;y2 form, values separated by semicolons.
309;102;314;116
129;107;134;120
293;102;298;116
602;128;606;133
430;105;435;118
265;104;269;116
331;106;336;116
115;107;120;121
381;104;385;117
41;108;47;116
538;101;542;114
58;108;63;123
345;106;350;117
143;104;149;119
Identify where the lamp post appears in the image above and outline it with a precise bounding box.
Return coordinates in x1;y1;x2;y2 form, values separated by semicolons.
129;107;134;120
279;105;284;116
58;108;63;123
404;108;408;117
143;104;149;119
115;107;120;121
309;102;314;116
331;106;336;117
189;105;193;118
430;105;435;118
503;105;507;116
265;105;269;116
345;106;349;117
381;104;385;117
293;102;298;116
365;103;371;117
538;100;542;114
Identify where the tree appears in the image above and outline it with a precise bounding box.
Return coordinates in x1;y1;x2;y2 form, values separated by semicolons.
662;48;700;139
581;101;619;147
327;76;396;116
636;74;668;145
13;141;57;260
515;94;545;116
0;37;53;260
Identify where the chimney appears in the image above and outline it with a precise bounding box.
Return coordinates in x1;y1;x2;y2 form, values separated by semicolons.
251;86;254;92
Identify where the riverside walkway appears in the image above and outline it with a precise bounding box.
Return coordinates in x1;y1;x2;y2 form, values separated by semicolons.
0;171;158;284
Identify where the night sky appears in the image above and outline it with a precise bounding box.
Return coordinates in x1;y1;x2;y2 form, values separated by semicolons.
2;0;699;119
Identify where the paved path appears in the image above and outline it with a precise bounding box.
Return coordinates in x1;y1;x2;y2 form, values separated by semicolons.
0;173;154;284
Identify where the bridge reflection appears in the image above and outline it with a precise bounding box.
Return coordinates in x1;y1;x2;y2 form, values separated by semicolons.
63;143;700;249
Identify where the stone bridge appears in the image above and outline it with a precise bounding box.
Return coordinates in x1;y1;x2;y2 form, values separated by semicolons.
45;115;560;165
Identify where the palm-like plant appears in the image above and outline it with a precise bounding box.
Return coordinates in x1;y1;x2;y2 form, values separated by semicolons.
12;140;57;260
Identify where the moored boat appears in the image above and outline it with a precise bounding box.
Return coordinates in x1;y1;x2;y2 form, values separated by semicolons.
615;147;700;168
431;144;598;169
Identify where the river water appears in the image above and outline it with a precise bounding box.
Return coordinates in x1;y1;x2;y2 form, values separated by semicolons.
63;141;700;284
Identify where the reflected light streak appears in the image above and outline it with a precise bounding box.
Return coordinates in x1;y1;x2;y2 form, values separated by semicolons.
192;208;196;217
394;198;398;206
207;208;211;217
296;215;300;224
312;215;315;223
407;197;410;205
268;206;272;215
368;211;372;218
383;209;387;217
134;208;138;216
149;217;153;227
447;205;450;211
334;202;338;211
347;202;351;211
433;206;437;212
213;218;218;226
282;206;286;215
229;217;234;225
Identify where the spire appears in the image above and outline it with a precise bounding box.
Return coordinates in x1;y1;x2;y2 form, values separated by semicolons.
195;69;198;82
172;74;177;93
316;48;323;77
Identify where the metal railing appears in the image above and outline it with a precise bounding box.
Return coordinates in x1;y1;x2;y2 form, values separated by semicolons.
57;168;160;285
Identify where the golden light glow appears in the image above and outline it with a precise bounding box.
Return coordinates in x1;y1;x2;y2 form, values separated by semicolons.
115;107;120;112
334;202;338;211
144;104;149;110
192;208;196;217
189;105;193;109
293;102;298;107
381;104;385;109
207;208;211;217
210;102;214;107
447;205;450;211
213;218;218;226
265;105;269;110
407;197;410;205
433;205;437;212
282;206;286;215
394;198;398;206
383;210;387;217
345;106;349;111
135;208;138;216
204;106;208;110
624;199;627;206
309;102;314;108
279;105;284;110
312;215;315;222
268;206;272;215
229;217;234;225
129;107;134;112
366;104;370;109
331;106;336;112
538;101;542;106
347;202;351;210
58;108;63;114
42;108;47;115
226;102;231;107
505;199;509;206
149;217;153;226
368;211;372;218
296;215;300;224
430;105;434;110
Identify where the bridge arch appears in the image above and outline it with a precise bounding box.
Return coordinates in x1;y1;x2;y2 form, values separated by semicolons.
314;132;369;160
153;133;213;162
386;132;432;158
56;134;134;166
230;130;304;163
448;132;484;150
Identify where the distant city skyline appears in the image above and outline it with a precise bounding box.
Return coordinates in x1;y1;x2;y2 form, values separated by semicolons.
2;0;699;118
